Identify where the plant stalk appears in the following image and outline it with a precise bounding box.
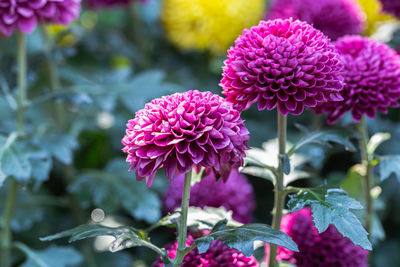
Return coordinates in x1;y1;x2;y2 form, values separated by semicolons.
0;31;27;267
40;27;65;128
358;116;372;235
174;170;192;267
268;112;287;267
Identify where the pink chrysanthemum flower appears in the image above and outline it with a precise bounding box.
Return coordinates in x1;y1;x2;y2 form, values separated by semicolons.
265;208;368;267
315;35;400;123
220;19;344;116
163;169;255;224
121;90;250;187
0;0;81;37
84;0;145;9
266;0;365;41
152;234;258;267
380;0;400;19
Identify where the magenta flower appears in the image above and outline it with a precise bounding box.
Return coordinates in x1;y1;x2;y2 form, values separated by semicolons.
0;0;81;37
152;234;258;267
315;35;400;123
121;90;250;187
220;19;344;116
380;0;400;19
163;169;255;224
84;0;145;9
265;208;368;267
266;0;365;41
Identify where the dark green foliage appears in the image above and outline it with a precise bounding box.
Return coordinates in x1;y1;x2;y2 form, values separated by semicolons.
288;188;372;250
195;220;299;257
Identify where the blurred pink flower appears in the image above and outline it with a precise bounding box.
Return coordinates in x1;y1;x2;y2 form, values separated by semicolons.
265;208;368;267
220;19;344;115
152;234;258;267
163;169;255;224
266;0;365;40
315;35;400;123
122;90;249;187
0;0;81;37
380;0;400;19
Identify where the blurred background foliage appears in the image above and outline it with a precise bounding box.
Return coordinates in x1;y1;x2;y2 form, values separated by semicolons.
0;0;400;266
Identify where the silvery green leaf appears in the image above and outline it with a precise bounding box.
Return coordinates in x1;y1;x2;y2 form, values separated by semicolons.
287;188;372;250
195;223;299;257
378;155;400;182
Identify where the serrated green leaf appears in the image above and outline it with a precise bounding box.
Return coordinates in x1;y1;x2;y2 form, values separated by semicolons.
287;188;372;250
70;159;161;223
40;133;78;165
367;133;391;156
288;128;356;156
195;223;298;257
40;224;167;257
16;243;83;267
378;155;400;182
0;133;31;183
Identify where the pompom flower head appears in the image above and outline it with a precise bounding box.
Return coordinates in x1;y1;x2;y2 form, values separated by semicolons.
161;0;265;55
0;0;81;37
220;19;344;115
265;208;368;266
163;169;255;224
315;35;400;123
266;0;365;40
153;234;258;267
121;90;250;187
380;0;400;19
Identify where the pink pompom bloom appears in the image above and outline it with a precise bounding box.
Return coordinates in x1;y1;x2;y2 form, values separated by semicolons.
0;0;81;37
84;0;145;9
266;0;365;41
163;169;255;224
380;0;400;19
220;19;344;116
121;90;250;188
265;208;368;267
152;234;258;267
315;35;400;123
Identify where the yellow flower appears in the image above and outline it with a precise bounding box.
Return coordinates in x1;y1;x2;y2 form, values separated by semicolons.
357;0;397;35
161;0;265;55
46;24;79;47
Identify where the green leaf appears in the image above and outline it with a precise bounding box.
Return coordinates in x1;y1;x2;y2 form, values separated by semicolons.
0;133;32;184
287;188;372;250
16;243;83;267
288;128;356;156
378;155;400;182
70;159;161;223
150;206;242;232
367;132;391;156
40;133;78;165
243;139;309;186
195;223;299;257
26;145;52;189
40;224;167;258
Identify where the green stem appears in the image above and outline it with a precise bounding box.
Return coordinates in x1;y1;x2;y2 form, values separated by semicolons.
174;170;192;267
0;180;18;267
39;27;65;128
268;112;287;267
16;32;27;133
357;116;372;235
0;32;26;267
